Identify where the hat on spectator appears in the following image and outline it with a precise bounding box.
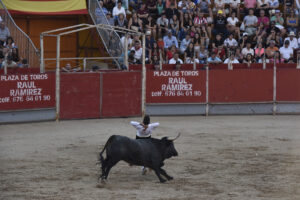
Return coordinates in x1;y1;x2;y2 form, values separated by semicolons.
217;10;223;14
289;31;296;36
242;32;248;37
275;10;280;13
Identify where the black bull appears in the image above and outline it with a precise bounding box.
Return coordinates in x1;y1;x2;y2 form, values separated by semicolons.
98;134;180;183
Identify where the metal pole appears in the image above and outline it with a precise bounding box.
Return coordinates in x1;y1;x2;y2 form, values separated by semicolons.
55;36;61;121
297;52;300;69
159;49;163;70
263;52;266;70
40;35;44;73
4;60;7;75
124;34;128;70
273;55;277;115
83;58;87;72
193;50;196;70
141;34;146;117
205;63;209;116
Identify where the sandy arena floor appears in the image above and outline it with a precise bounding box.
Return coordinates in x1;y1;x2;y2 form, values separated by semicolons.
0;115;300;200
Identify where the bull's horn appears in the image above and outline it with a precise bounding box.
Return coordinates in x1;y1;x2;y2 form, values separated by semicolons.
171;132;181;141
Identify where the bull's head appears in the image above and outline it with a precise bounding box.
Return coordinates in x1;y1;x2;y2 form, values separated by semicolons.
161;133;180;159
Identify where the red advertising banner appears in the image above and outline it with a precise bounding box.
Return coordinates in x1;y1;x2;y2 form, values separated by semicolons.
146;70;206;103
0;73;55;111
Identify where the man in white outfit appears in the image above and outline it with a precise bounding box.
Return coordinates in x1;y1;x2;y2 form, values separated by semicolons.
130;115;159;174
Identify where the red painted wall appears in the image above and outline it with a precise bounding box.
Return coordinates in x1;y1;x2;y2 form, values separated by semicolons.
277;69;300;101
101;72;142;117
60;73;100;119
209;69;274;102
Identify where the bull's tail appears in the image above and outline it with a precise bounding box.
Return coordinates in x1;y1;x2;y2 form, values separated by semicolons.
98;135;115;164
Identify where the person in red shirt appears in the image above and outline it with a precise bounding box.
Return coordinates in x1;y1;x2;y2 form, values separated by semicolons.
213;45;226;61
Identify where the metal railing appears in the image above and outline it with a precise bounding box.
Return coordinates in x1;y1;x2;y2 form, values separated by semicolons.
88;0;123;69
0;1;39;69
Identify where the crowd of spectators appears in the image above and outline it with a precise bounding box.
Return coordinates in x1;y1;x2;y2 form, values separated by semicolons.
0;18;28;69
97;0;300;67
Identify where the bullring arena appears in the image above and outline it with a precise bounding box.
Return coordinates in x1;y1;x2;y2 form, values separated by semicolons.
1;115;300;199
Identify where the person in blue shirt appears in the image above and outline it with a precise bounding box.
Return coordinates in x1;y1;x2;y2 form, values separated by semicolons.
207;52;222;64
163;30;179;50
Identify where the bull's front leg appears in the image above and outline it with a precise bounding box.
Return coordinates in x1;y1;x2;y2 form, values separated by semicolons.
153;168;166;183
159;168;173;181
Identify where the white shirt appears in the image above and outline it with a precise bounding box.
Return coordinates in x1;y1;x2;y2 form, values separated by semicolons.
130;121;159;137
224;38;238;47
224;58;239;63
284;37;299;49
112;6;126;17
227;17;239;26
131;47;143;60
229;0;240;7
279;46;294;60
242;47;254;56
169;58;183;64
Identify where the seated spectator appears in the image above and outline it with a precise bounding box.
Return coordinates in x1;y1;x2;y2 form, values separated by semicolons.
2;55;18;68
11;47;20;63
207;52;222;64
166;45;177;61
226;12;240;37
243;53;255;67
145;16;157;38
112;1;126;19
4;36;17;50
268;0;279;10
228;0;240;18
254;22;267;42
242;42;254;58
147;0;158;17
169;14;180;37
0;22;10;43
20;58;29;68
269;51;284;63
213;0;226;14
179;12;192;41
128;12;143;31
95;1;109;24
266;40;279;58
129;0;141;11
224;33;238;49
279;40;294;62
62;63;72;72
166;3;179;20
130;41;143;64
214;45;226;60
239;32;251;48
198;0;211;14
257;0;270;14
184;42;195;63
163;30;178;49
286;10;298;35
137;2;149;24
284;32;299;50
224;53;240;63
235;47;244;63
179;34;191;54
150;42;161;59
198;12;211;38
169;52;183;64
151;55;161;70
212;33;224;50
270;10;286;36
105;0;117;12
145;32;155;61
156;0;165;16
128;50;136;64
197;45;209;63
157;13;169;37
212;10;228;38
244;0;257;13
243;8;258;36
114;13;128;30
266;28;279;46
257;10;269;30
178;0;188;13
255;42;265;62
105;12;115;26
166;0;178;9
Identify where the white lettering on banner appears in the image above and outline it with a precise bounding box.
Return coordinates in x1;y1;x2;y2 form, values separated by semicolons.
0;74;51;105
151;71;202;98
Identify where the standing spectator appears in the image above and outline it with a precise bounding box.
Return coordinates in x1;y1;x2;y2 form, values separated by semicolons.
279;40;294;62
0;22;10;43
163;30;179;49
212;10;228;38
242;42;254;57
284;32;299;49
243;8;258;36
179;34;191;54
112;1;126;19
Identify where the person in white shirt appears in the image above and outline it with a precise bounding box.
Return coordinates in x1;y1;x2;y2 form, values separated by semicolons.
242;42;254;58
284;32;299;49
130;41;143;63
169;53;183;64
130;115;159;174
224;53;239;63
224;33;238;48
112;1;126;19
279;40;294;62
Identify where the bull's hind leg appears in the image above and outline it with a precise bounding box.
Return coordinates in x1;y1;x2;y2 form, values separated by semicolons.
159;168;173;181
153;168;166;183
103;159;119;179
